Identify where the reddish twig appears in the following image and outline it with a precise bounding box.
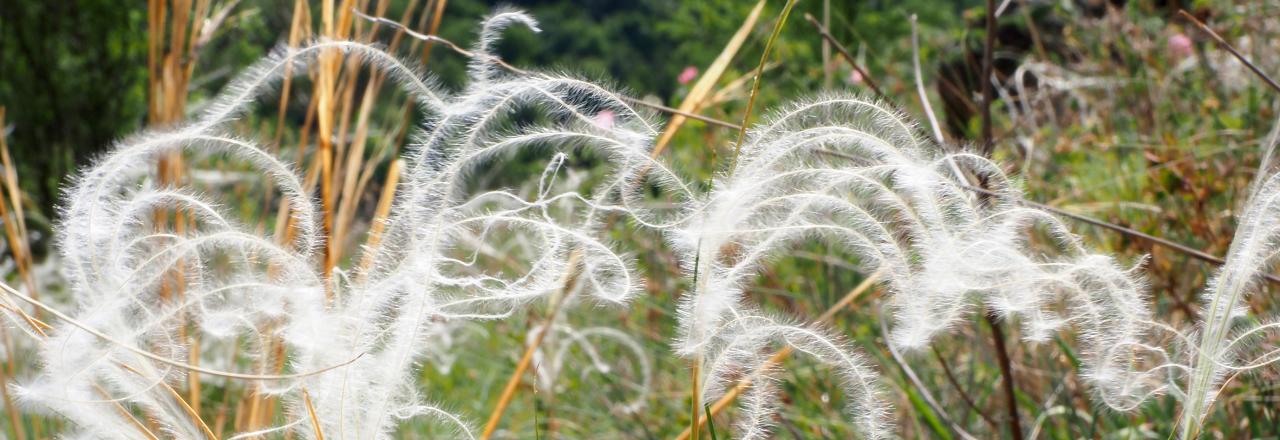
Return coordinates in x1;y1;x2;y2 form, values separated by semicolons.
355;9;1280;287
1178;10;1280;94
803;13;887;101
985;312;1023;440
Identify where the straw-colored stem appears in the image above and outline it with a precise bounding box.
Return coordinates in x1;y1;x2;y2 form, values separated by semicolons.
0;281;363;381
479;305;561;439
272;0;311;150
148;0;213;421
358;159;402;274
0;294;44;440
303;389;326;440
318;0;340;298
650;0;764;157
673;270;882;440
331;0;421;257
420;0;449;62
95;383;162;440
0;108;38;313
730;0;798;171
688;356;702;440
480;251;582;439
0;295;48;339
332;78;380;257
0;349;25;440
117;361;217;440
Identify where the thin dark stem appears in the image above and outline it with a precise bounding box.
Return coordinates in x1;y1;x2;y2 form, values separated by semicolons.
621;97;742;130
984;312;1023;440
1178;10;1280;95
980;3;1018;436
880;306;977;440
980;0;996;155
810;146;1280;284
930;345;1000;432
803;13;887;101
354;9;745;131
955;184;1280;284
731;0;799;172
354;9;1280;286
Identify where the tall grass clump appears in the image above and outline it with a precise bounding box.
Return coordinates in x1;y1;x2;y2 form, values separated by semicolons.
955;10;1280;436
10;5;1279;439
1175;125;1280;438
670;95;1167;438
5;10;693;438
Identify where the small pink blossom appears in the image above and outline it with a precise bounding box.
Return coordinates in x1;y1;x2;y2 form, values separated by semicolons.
848;69;864;85
1169;33;1194;58
677;66;699;85
593;109;616;129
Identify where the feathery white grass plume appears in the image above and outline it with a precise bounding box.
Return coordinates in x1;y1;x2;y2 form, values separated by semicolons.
1174;116;1280;438
0;9;1218;439
528;323;653;414
7;10;693;439
670;94;1165;438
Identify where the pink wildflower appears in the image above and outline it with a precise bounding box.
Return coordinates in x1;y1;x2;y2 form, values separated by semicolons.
848;69;864;85
678;66;699;85
1169;33;1193;58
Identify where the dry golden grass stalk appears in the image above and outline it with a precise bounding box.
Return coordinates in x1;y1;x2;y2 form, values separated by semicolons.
317;0;343;296
0;125;40;440
480;250;584;440
0;108;37;309
420;0;449;61
358;159;403;274
148;0;223;419
117;361;218;440
272;0;312;149
333;0;423;267
674;271;882;440
650;0;765;157
729;0;797;169
0;247;24;440
95;383;162;440
303;389;326;440
0;363;21;440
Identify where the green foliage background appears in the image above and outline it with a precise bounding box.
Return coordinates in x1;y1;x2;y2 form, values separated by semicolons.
4;0;1280;438
0;0;974;209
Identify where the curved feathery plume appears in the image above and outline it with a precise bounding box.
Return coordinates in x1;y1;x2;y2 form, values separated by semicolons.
528;323;653;415
10;10;692;439
1176;123;1280;437
468;8;542;84
669;94;1163;438
701;314;889;440
9;9;1232;439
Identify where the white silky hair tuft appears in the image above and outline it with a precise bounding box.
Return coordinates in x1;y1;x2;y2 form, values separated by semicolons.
14;8;1264;439
669;94;1166;439
1174;115;1280;438
12;10;691;439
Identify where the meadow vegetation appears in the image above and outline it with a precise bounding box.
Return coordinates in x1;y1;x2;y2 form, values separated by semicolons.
2;0;1280;438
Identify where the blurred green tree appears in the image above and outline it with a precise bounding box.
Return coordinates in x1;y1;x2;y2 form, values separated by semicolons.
0;1;149;208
